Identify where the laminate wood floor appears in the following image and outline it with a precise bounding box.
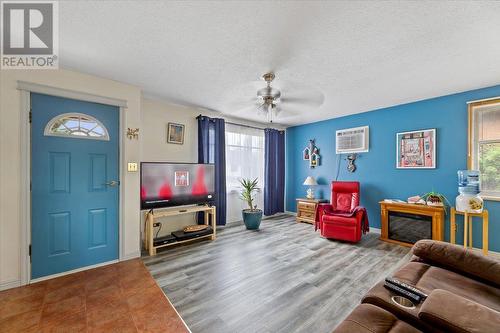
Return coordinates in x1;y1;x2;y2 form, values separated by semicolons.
142;214;411;333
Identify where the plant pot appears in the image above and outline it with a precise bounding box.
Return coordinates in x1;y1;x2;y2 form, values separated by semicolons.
426;195;444;207
242;209;263;230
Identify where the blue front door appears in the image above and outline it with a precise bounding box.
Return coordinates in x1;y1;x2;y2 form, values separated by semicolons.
31;93;119;279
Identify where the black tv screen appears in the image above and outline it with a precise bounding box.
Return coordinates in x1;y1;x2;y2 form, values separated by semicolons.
140;162;216;209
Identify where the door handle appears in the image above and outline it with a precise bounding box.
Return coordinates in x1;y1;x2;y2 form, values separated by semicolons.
103;180;120;187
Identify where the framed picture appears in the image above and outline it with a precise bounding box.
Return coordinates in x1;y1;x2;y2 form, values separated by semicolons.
167;123;185;144
396;129;436;169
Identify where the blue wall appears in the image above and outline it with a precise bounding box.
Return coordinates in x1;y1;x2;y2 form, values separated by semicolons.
286;85;500;252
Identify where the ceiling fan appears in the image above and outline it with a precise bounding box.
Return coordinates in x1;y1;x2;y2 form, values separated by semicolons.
227;72;324;123
256;72;281;122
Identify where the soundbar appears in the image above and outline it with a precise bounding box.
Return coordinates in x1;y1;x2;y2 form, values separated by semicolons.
153;235;177;247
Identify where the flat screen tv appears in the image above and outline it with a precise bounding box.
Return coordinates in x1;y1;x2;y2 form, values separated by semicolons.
140;162;216;209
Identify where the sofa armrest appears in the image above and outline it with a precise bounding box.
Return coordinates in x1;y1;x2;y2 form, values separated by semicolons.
412;240;500;287
419;289;500;333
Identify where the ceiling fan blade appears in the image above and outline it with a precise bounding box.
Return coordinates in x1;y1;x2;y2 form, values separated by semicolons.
280;93;324;107
276;81;325;107
274;104;302;116
279;96;321;106
225;100;262;114
230;103;266;116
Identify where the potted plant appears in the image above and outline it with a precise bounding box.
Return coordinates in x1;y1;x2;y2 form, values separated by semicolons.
421;191;451;208
239;178;263;230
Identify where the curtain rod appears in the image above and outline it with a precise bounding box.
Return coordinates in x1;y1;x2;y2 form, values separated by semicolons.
197;114;284;131
225;121;268;131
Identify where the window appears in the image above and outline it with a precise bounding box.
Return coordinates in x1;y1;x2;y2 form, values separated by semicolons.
225;124;265;222
469;99;500;199
44;113;109;140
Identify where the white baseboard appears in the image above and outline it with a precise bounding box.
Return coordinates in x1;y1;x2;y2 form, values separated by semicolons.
121;251;141;261
370;227;381;234
0;279;21;291
2;252;142;291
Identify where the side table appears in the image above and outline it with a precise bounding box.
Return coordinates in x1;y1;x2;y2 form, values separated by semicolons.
450;207;488;255
296;198;328;224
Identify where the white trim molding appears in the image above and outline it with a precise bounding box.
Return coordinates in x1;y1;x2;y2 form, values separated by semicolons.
480;195;500;202
18;86;127;287
17;81;128;108
121;251;141;261
467;96;500;104
370;227;381;234
0;279;21;291
19;90;31;286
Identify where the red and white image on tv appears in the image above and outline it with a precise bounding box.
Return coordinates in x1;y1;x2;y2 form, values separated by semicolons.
175;171;189;187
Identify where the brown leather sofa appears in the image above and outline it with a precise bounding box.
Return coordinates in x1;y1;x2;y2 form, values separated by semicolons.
333;240;500;333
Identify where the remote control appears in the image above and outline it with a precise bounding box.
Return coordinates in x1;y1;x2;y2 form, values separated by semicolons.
385;277;428;299
384;281;422;304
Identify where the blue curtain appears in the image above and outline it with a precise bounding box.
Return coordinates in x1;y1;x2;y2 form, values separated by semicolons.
264;128;285;215
197;115;226;225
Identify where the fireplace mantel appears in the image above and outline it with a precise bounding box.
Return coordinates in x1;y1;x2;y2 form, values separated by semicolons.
379;201;445;247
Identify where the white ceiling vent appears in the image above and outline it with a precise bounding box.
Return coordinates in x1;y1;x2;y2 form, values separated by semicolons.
336;126;369;154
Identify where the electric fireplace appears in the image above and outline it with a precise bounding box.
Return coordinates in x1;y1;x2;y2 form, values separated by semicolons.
379;201;445;247
388;211;432;244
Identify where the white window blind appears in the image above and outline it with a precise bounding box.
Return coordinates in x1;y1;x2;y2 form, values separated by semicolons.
225;123;265;222
472;103;500;197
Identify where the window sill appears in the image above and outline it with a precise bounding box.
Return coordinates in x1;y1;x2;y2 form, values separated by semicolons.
480;194;500;202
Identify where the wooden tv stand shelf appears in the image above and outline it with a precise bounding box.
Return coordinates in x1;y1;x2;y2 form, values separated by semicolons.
144;205;216;256
379;201;444;247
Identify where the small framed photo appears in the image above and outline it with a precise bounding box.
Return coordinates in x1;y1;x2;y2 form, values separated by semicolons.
396;128;436;169
167;123;185;144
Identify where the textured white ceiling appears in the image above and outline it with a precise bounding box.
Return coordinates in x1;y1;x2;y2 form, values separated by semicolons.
59;1;500;126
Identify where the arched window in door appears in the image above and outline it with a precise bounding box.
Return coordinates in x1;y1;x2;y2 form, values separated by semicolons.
44;113;110;140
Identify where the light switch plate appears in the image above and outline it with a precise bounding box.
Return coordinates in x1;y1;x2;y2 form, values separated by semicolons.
127;162;138;172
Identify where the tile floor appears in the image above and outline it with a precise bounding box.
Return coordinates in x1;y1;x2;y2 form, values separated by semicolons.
0;259;189;333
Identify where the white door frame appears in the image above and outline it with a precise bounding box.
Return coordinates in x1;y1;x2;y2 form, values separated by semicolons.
18;81;128;285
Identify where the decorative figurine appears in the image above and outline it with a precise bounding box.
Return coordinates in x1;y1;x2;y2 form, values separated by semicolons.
303;139;321;168
346;154;357;172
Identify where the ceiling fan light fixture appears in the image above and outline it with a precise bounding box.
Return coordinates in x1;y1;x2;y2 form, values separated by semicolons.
257;86;281;99
262;72;275;83
230;71;322;124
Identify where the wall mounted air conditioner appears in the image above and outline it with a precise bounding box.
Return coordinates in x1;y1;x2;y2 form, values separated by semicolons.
335;126;369;154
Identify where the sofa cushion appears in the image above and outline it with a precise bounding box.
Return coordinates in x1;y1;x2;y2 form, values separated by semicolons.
333;304;421;333
395;261;500;311
322;214;358;226
419;289;500;333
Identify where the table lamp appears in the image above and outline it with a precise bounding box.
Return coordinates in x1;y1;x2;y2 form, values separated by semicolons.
303;176;318;199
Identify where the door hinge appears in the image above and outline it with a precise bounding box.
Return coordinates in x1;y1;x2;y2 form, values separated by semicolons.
29;244;32;257
29;110;32;123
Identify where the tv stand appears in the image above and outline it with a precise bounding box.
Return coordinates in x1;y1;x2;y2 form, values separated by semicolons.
144;205;216;256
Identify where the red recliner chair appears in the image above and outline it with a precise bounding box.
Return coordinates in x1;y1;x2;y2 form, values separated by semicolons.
315;181;369;243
